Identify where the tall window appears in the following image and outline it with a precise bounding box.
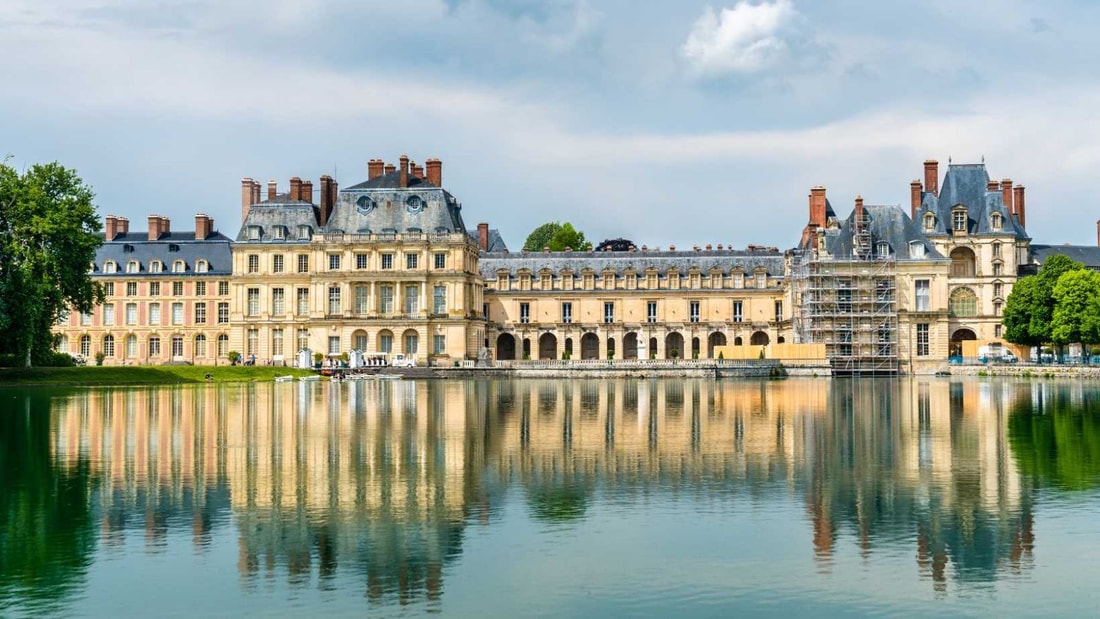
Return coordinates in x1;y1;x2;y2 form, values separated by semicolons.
404;285;419;314
381;254;394;270
247;254;259;273
217;302;229;324
218;281;229;295
271;329;284;357
195;334;207;358
993;262;1003;276
916;323;929;356
297;329;309;352
149;303;161;325
915;280;930;311
247;288;260;316
195;302;206;324
103;304;115;326
125;303;137;325
354;332;368;351
434;334;446;354
126;282;137;296
172;281;183;296
328;286;341;315
125;335;137;358
217;334;229;357
604;302;615;324
404;332;418;354
994;282;1003;298
103;335;115;358
520;302;530;324
356;254;368;269
434;253;446;269
148;336;161;357
328;336;340;355
406;254;418;269
150;282;160;296
328;254;341;270
380;285;394;314
104;282;115;297
196;260;208;273
689;301;700;323
297;255;309;273
272;288;285;315
953;210;967;232
949;288;978;317
992;242;1002;257
273;254;284;273
379;332;393;353
296;288;309;316
126;261;139;274
561;302;573;324
433;285;446;314
647;301;658;323
103;261;117;274
150;260;163;273
774;300;783;322
80;335;91;357
732;301;743;322
247;329;258;356
171;336;183;359
171;302;183;325
196;281;206;296
355;285;369;314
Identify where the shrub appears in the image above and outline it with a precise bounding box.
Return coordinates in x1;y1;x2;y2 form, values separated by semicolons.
227;351;241;365
94;351;105;366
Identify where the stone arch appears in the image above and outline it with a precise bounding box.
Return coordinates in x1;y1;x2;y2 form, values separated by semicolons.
949;287;978;317
564;338;574;358
496;333;516;361
750;331;770;346
538;333;557;360
402;329;419;355
606;337;616;360
950;247;976;278
950;328;977;358
581;333;600;360
691;337;701;359
522;338;531;359
623;332;639;359
377;329;395;353
734;336;743;346
708;332;727;358
352;329;368;352
649;337;658;359
665;332;684;359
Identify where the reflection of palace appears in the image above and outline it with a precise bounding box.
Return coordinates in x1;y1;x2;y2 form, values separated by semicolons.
47;378;1043;600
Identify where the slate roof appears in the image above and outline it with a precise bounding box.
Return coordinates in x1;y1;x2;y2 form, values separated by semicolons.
822;205;944;261
344;171;439;190
479;250;785;280
468;228;509;252
93;232;234;276
917;163;1028;238
1029;244;1100;270
236;203;318;243
327;180;465;236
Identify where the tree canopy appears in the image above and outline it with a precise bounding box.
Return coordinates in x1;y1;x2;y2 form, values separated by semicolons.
1003;254;1084;348
523;221;592;252
0;161;102;367
1051;269;1100;347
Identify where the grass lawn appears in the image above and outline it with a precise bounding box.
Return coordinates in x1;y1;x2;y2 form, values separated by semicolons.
0;365;318;387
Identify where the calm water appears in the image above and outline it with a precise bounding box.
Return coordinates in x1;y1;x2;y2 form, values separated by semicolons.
3;378;1100;617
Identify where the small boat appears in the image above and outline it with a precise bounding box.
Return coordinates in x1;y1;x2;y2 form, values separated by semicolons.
376;374;402;380
299;375;321;382
274;375;295;383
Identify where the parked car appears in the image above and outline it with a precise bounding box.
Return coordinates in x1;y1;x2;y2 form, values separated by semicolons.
1000;351;1018;363
391;353;417;368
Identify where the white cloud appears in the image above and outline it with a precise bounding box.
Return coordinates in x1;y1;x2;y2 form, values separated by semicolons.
681;0;798;76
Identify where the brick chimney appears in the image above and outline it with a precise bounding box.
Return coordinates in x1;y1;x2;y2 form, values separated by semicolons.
855;195;865;226
159;216;170;239
910;180;922;220
195;213;213;240
986;179;999;191
251;180;261;207
319;175;334;227
267;179;277;200
924;160;939;196
302;180;313;204
1001;179;1013;213
384;163;396;175
809;186;827;228
399;155;409;188
368;159;385;180
117;217;129;236
289;177;302;202
426;158;442;187
1015;186;1026;229
148;215;161;241
411;163;424;180
105;215;119;241
241;177;254;224
477;222;489;252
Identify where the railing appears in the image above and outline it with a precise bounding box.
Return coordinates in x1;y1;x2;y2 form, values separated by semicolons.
490;358;783;369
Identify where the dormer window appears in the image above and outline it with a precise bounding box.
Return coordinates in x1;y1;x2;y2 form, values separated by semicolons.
103;261;117;274
168;244;180;252
297;225;312;240
952;209;968;233
876;242;892;258
991;212;1003;231
909;241;926;259
122;244;135;253
405;195;425;213
247;226;261;241
196;260;209;273
149;260;163;273
272;226;286;240
126;260;140;273
923;213;936;232
172;260;186;273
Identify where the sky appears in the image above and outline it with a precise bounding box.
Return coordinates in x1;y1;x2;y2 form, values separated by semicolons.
3;0;1099;250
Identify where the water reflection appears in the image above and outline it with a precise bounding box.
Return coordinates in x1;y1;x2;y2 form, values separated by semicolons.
7;378;1100;614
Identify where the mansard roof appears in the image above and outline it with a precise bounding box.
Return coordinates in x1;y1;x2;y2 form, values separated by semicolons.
344;171;438;190
479;249;785;280
94;232;233;275
822;205;943;261
327;181;466;236
917;163;1028;238
469;228;509;253
236;203;318;243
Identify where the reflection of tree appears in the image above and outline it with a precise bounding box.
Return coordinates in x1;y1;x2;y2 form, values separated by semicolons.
1009;386;1100;490
0;390;96;615
527;482;590;523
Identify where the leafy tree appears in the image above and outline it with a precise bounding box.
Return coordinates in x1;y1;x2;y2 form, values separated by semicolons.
1051;269;1100;347
0;161;102;367
523;222;561;251
1003;276;1040;346
1003;254;1084;348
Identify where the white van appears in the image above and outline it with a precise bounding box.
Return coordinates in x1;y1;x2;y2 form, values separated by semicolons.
391;353;417;368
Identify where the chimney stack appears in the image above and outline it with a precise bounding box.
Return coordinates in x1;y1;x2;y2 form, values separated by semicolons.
809;186;827;228
384;163;396;175
368;159;385;180
855;195;864;225
302;180;313;204
1015;185;1026;229
251;180;261;207
1096;221;1100;247
399;155;409;188
923;160;939;196
289;177;302;202
106;215;119;241
411;163;424;179
117;217;129;236
241;177;255;224
426;158;442;187
319;175;334;227
910;180;922;220
195;214;213;240
986;179;999;191
160;216;170;239
267;179;277;200
1001;179;1014;213
148;215;169;241
477;222;489;252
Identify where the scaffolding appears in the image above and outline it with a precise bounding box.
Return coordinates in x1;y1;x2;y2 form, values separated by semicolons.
793;211;900;375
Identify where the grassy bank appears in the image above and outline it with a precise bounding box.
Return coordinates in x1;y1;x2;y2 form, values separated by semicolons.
0;365;317;387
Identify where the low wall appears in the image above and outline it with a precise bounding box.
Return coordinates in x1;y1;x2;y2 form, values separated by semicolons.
950;364;1100;378
429;359;832;379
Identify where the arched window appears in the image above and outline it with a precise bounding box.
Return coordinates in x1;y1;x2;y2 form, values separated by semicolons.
195;260;208;273
57;335;69;353
103;261;117;273
79;335;91;357
949;287;978;317
217;334;229;357
195;334;207;357
172;260;185;273
126;260;140;273
125;334;137;358
950;247;976;278
149;260;163;273
876;242;891;258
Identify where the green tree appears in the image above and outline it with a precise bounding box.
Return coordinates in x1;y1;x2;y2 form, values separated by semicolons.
1051;269;1100;347
1003;254;1084;349
0;161;102;367
547;222;591;251
523;222;562;251
1003;276;1040;346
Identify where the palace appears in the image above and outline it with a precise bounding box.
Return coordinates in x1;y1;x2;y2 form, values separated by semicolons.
53;154;1090;374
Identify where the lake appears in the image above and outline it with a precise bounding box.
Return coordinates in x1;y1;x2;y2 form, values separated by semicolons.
2;378;1100;617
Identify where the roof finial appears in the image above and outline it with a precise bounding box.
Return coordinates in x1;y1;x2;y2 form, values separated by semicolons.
981;154;985;164
948;156;952;164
